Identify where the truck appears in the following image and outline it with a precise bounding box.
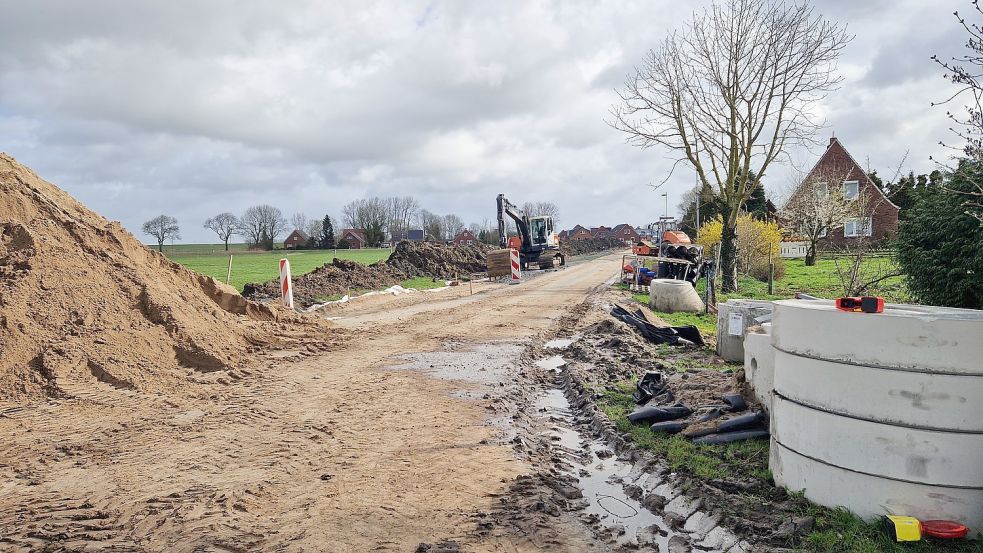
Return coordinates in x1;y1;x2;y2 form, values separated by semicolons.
496;193;565;270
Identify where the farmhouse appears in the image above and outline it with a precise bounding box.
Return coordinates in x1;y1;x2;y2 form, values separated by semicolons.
591;226;612;239
450;229;477;246
283;229;310;250
611;224;641;246
788;137;899;245
340;228;368;249
566;225;593;241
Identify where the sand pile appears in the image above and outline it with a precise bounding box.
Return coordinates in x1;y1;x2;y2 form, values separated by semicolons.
243;258;407;307
561;238;626;256
0;153;306;403
386;240;491;278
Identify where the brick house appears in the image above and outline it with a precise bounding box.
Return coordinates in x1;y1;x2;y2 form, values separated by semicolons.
558;229;570;241
450;229;477;246
591;226;612;239
611;224;641;246
283;229;310;249
787;137;900;245
567;225;593;241
340;228;367;249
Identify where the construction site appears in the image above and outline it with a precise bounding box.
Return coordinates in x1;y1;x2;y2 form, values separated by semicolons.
4;1;983;552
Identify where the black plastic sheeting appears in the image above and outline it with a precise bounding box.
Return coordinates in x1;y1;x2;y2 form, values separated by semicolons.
610;305;705;347
649;421;688;434
693;429;770;444
627;403;693;424
632;371;674;405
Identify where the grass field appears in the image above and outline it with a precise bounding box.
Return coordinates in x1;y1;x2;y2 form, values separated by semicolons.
628;256;909;340
166;245;391;291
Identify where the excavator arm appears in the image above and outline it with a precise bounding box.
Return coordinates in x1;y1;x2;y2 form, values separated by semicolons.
497;194;529;249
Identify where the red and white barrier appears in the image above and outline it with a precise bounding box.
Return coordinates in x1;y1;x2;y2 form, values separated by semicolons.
279;258;294;308
510;248;521;284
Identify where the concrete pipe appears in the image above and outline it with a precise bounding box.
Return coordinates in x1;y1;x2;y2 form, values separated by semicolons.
649;279;704;313
771;299;983;374
769;299;983;535
716;299;773;362
743;326;774;412
773;350;983;432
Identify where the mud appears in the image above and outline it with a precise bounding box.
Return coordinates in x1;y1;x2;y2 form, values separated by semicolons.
386;240;491;278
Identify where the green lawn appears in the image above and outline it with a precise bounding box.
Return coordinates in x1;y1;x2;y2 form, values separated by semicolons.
167;247;391;291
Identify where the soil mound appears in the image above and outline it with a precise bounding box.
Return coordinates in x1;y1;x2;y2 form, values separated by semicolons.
243;258;407;307
0;153;299;403
385;240;491;278
561;238;625;256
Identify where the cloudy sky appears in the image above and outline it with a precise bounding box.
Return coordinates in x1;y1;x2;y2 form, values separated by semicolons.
0;0;970;243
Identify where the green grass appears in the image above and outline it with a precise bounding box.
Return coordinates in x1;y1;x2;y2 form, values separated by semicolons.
598;383;770;481
153;242;252;254
166;246;391;291
400;276;449;290
599;383;982;551
702;257;908;303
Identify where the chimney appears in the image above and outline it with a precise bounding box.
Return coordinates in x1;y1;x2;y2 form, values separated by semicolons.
829;137;837;146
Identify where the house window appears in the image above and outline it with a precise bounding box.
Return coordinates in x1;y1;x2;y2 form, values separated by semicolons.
842;180;859;200
843;217;872;237
467;240;473;245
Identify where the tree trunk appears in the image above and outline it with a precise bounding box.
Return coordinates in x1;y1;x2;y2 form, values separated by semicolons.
224;239;229;252
720;222;739;292
805;242;816;266
157;240;164;252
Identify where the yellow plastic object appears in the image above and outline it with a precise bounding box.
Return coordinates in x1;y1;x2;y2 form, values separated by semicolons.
885;516;922;542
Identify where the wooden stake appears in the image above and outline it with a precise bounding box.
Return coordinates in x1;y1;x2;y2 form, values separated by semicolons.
226;255;233;285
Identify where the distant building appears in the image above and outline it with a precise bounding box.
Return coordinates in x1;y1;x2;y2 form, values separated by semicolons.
391;229;426;243
785;137;899;245
611;224;641;245
450;229;478;246
591;226;612;239
558;229;570;241
567;225;593;241
340;228;367;249
283;229;310;249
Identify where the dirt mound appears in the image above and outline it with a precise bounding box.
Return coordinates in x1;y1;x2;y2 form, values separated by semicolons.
0;153;307;403
243;258;408;307
560;238;626;256
386;240;491;278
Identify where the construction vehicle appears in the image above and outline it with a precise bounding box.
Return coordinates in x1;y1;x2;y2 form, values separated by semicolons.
496;193;565;270
629;217;707;285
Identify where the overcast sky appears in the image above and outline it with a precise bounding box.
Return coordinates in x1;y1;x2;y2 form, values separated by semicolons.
0;0;970;242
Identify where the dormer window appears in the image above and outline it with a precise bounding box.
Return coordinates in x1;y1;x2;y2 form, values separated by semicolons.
842;180;859;200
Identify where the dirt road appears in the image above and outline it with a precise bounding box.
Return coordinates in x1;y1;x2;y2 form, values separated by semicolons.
0;254;622;552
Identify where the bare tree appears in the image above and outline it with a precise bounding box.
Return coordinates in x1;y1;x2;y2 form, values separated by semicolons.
290;212;309;233
521;201;560;225
781;167;856;265
418;209;443;241
386;196;420;234
442;213;465;240
610;0;850;291
305;218;323;244
203;212;239;251
342;198;389;234
142;215;180;252
933;2;983;221
240;205;287;250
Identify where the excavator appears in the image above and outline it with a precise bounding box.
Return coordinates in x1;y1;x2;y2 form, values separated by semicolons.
496;193;566;270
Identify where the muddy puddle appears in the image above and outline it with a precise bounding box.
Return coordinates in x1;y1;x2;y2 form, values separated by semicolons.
534;365;681;550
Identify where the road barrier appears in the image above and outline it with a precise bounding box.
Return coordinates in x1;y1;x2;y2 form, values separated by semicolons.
279;258;294;308
510;248;521;284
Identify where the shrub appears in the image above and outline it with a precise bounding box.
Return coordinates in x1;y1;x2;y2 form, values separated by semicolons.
698;215;782;281
336;238;351;250
896;164;983;308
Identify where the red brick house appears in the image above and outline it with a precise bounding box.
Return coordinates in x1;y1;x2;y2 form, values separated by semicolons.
340;228;367;249
283;229;310;249
450;229;477;246
558;229;570;241
788;137;900;245
567;225;593;241
611;224;641;246
591;226;612;239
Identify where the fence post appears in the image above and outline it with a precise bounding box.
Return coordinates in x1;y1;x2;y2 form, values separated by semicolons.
768;244;774;295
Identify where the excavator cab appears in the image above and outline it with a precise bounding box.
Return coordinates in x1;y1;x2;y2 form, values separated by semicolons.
528;216;558;248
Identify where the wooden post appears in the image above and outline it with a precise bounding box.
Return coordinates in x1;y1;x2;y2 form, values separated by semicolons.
768;244;774;295
226;255;233;285
469;278;473;295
